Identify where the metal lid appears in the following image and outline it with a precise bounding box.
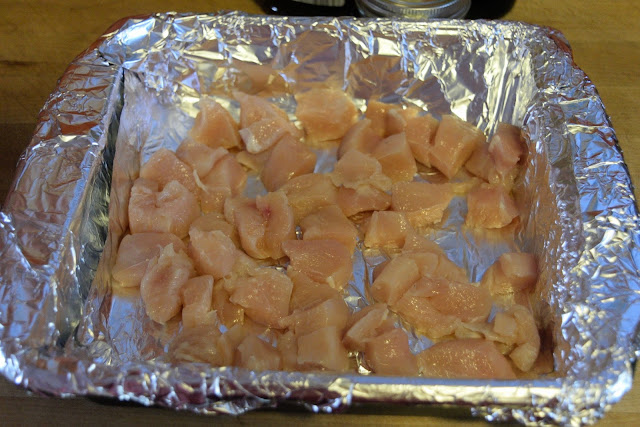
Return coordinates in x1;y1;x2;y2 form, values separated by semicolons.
356;0;471;19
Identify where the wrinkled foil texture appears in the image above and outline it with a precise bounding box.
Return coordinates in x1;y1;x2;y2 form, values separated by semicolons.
1;12;639;425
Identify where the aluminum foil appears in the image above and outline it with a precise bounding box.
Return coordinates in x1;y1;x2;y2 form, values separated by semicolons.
1;12;639;425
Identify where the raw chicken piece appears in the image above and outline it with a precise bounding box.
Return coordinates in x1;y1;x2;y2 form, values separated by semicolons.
403;251;468;283
189;97;241;149
401;232;447;258
337;186;391;218
429;115;486;179
280;173;339;223
175;139;228;178
364;328;419;376
488;123;526;177
297;326;350;371
198;153;247;214
235;149;272;173
278;330;298;370
391;182;454;228
280;297;349;336
169;325;223;365
188;228;238;279
260;134;317;191
370;256;420;306
255;190;296;259
140;244;196;323
364;100;392;136
180;275;214;329
481;252;537;307
282;239;353;290
385;106;420;136
234;91;301;153
393;291;459;340
139;148;198;194
372;133;417;183
288;270;343;312
343;303;390;352
404;276;492;323
224;197;268;259
300;205;359;254
465;184;518;229
112;232;186;288
295;88;358;143
337;118;382;159
331;149;392;192
364;211;412;249
236;334;282;371
405;114;439;167
128;178;200;239
215;323;252;366
417;338;516;379
229;268;293;328
189;212;239;247
464;143;494;183
212;281;245;328
492;305;540;372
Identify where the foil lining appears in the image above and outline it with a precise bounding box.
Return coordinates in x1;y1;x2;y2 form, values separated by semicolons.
1;12;639;425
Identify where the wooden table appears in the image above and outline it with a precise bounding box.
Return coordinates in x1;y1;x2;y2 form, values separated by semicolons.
1;1;638;425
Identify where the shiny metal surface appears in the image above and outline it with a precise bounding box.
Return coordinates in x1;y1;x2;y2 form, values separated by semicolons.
1;12;638;425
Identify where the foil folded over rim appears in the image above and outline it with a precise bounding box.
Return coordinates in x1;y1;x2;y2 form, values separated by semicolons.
1;12;639;426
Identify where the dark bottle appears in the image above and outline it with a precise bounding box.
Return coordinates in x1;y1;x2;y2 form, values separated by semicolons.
256;0;359;16
466;0;516;19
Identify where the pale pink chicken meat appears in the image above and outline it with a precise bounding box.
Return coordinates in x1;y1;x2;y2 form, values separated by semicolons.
198;153;247;214
330;149;392;192
403;251;468;283
481;252;537;309
128;178;200;239
337;186;391;217
297;326;350;372
180;275;215;329
465;142;519;190
295;88;358;143
343;303;390;352
299;205;359;254
364;100;391;136
188;228;238;279
189;97;241;149
280;173;339;223
282;239;353;290
417;338;516;379
140;244;196;324
212;281;245;328
500;305;540;372
287;269;343;312
228;268;293;328
216;323;251;366
466;183;518;229
278;330;299;370
189;212;239;247
391;182;454;228
255;190;297;259
224;197;268;259
385;106;420;136
236;334;282;371
169;325;223;365
112;232;186;288
405;114;439;167
337;118;382;159
429;114;486;179
175;139;228;178
364;211;412;249
139;148;198;194
372;133;417;183
364;328;419;376
235;149;272;173
280;297;349;336
370;256;421;306
260;134;317;191
488;122;526;177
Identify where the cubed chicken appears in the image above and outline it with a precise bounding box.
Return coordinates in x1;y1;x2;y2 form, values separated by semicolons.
288;269;343;312
364;100;392;136
198;153;247;214
429;114;486;179
188;228;238;279
228;268;293;328
331;149;392;192
364;211;412;249
370;256;421;306
337;118;382;159
180;275;214;329
280;297;349;336
280;173;339;222
169;325;223;365
236;334;282;371
364;328;419;376
128;178;200;239
300;205;359;254
465;184;518;229
372;133;417;182
417;338;516;379
255;190;297;259
282;239;353;290
189;97;241;149
189;212;239;247
405;114;439;167
139;148;198;194
175;139;228;178
488;123;526;177
260;134;317;191
212;281;245;328
140;244;196;324
112;232;186;288
297;326;350;371
343;303;390;352
391;182;454;228
296;88;358;143
385;106;420;136
337;186;391;217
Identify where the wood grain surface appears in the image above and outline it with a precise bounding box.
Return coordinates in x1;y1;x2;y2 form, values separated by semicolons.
1;1;639;425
